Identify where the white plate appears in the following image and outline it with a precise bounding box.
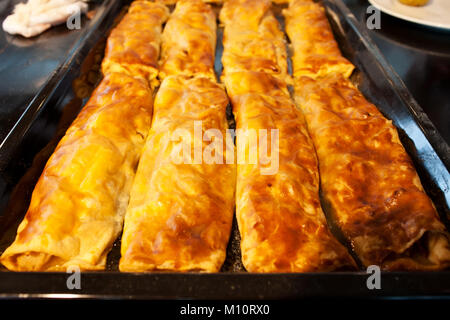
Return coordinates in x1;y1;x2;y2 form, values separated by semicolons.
368;0;450;30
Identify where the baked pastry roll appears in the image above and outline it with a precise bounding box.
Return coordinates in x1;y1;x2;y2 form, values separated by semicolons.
283;0;354;79
0;73;154;271
159;0;217;81
223;71;356;272
222;69;289;97
119;75;235;272
293;75;450;270
102;1;169;88
157;0;290;4
220;0;290;83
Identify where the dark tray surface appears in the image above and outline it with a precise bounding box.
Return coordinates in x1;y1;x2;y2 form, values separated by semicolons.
0;0;449;300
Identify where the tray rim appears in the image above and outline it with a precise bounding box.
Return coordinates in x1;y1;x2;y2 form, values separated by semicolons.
0;0;449;300
0;271;450;300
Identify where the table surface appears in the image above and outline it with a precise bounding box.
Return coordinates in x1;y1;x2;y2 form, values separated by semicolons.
344;0;450;145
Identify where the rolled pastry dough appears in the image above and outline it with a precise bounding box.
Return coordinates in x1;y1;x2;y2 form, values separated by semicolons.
0;73;154;271
293;75;450;270
119;75;235;272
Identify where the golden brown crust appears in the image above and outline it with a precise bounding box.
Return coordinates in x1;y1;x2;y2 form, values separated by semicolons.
119;76;235;272
219;0;271;27
283;0;354;79
223;72;356;271
102;1;169;87
119;0;235;273
159;0;217;81
0;73;154;271
293;75;450;270
220;0;291;84
220;0;355;272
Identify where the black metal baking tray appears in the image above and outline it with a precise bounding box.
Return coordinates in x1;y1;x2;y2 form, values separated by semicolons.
0;0;122;170
0;0;449;300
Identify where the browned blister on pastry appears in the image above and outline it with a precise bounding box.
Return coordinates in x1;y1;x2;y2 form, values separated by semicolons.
283;0;354;79
223;71;357;272
102;1;169;87
293;75;450;270
0;73;154;271
159;0;217;81
119;76;235;272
